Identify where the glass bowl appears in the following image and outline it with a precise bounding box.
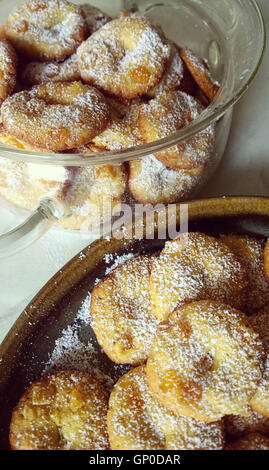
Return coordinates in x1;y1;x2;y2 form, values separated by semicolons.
0;0;265;257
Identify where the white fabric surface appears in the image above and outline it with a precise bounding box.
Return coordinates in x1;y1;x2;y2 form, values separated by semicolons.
0;0;268;343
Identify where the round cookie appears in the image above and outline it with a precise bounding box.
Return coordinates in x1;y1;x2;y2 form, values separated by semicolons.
90;256;158;365
1;81;111;151
128;154;206;204
150;232;248;322
22;54;80;85
77;13;170;99
226;433;269;450
249;305;269;418
5;0;87;62
221;235;269;314
107;366;225;450
9;370;109;450
146;300;264;422
0;39;17;105
138;90;216;170
180;48;219;101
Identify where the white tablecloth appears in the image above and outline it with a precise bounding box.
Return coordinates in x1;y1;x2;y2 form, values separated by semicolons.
0;0;268;343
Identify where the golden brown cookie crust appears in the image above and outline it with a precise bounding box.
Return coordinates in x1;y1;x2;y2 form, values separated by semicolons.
9;370;110;450
180;48;219;101
128;155;206;205
77;14;170;99
108;366;225;450
22;54;80;85
146;300;264;422
147;43;184;98
0;38;17;105
249;305;269;418
5;0;87;62
91;255;158;365
221;235;269;314
1;81;111;151
149;232;248;321
138;90;215;170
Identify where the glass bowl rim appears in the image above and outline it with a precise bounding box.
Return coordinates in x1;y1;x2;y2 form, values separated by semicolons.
0;0;266;167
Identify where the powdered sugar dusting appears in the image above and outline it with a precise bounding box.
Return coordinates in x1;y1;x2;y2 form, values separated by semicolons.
180;47;220;101
6;0;86;56
0;39;17;102
22;54;80;85
0;39;15;67
148;300;264;421
140;90;215;169
222;235;269;314
104;252;135;275
148;43;184;97
182;47;220;88
44;293;125;390
93;102;142;151
129;154;207;204
150;232;248;320
109;366;224;450
1;82;110;150
77;13;170;98
10;369;110;450
249;305;269;412
91;256;158;365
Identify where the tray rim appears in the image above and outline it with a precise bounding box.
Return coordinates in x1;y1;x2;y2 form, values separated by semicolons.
1;195;269;390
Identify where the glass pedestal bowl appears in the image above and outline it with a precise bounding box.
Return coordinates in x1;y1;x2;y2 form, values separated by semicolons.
0;0;265;257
